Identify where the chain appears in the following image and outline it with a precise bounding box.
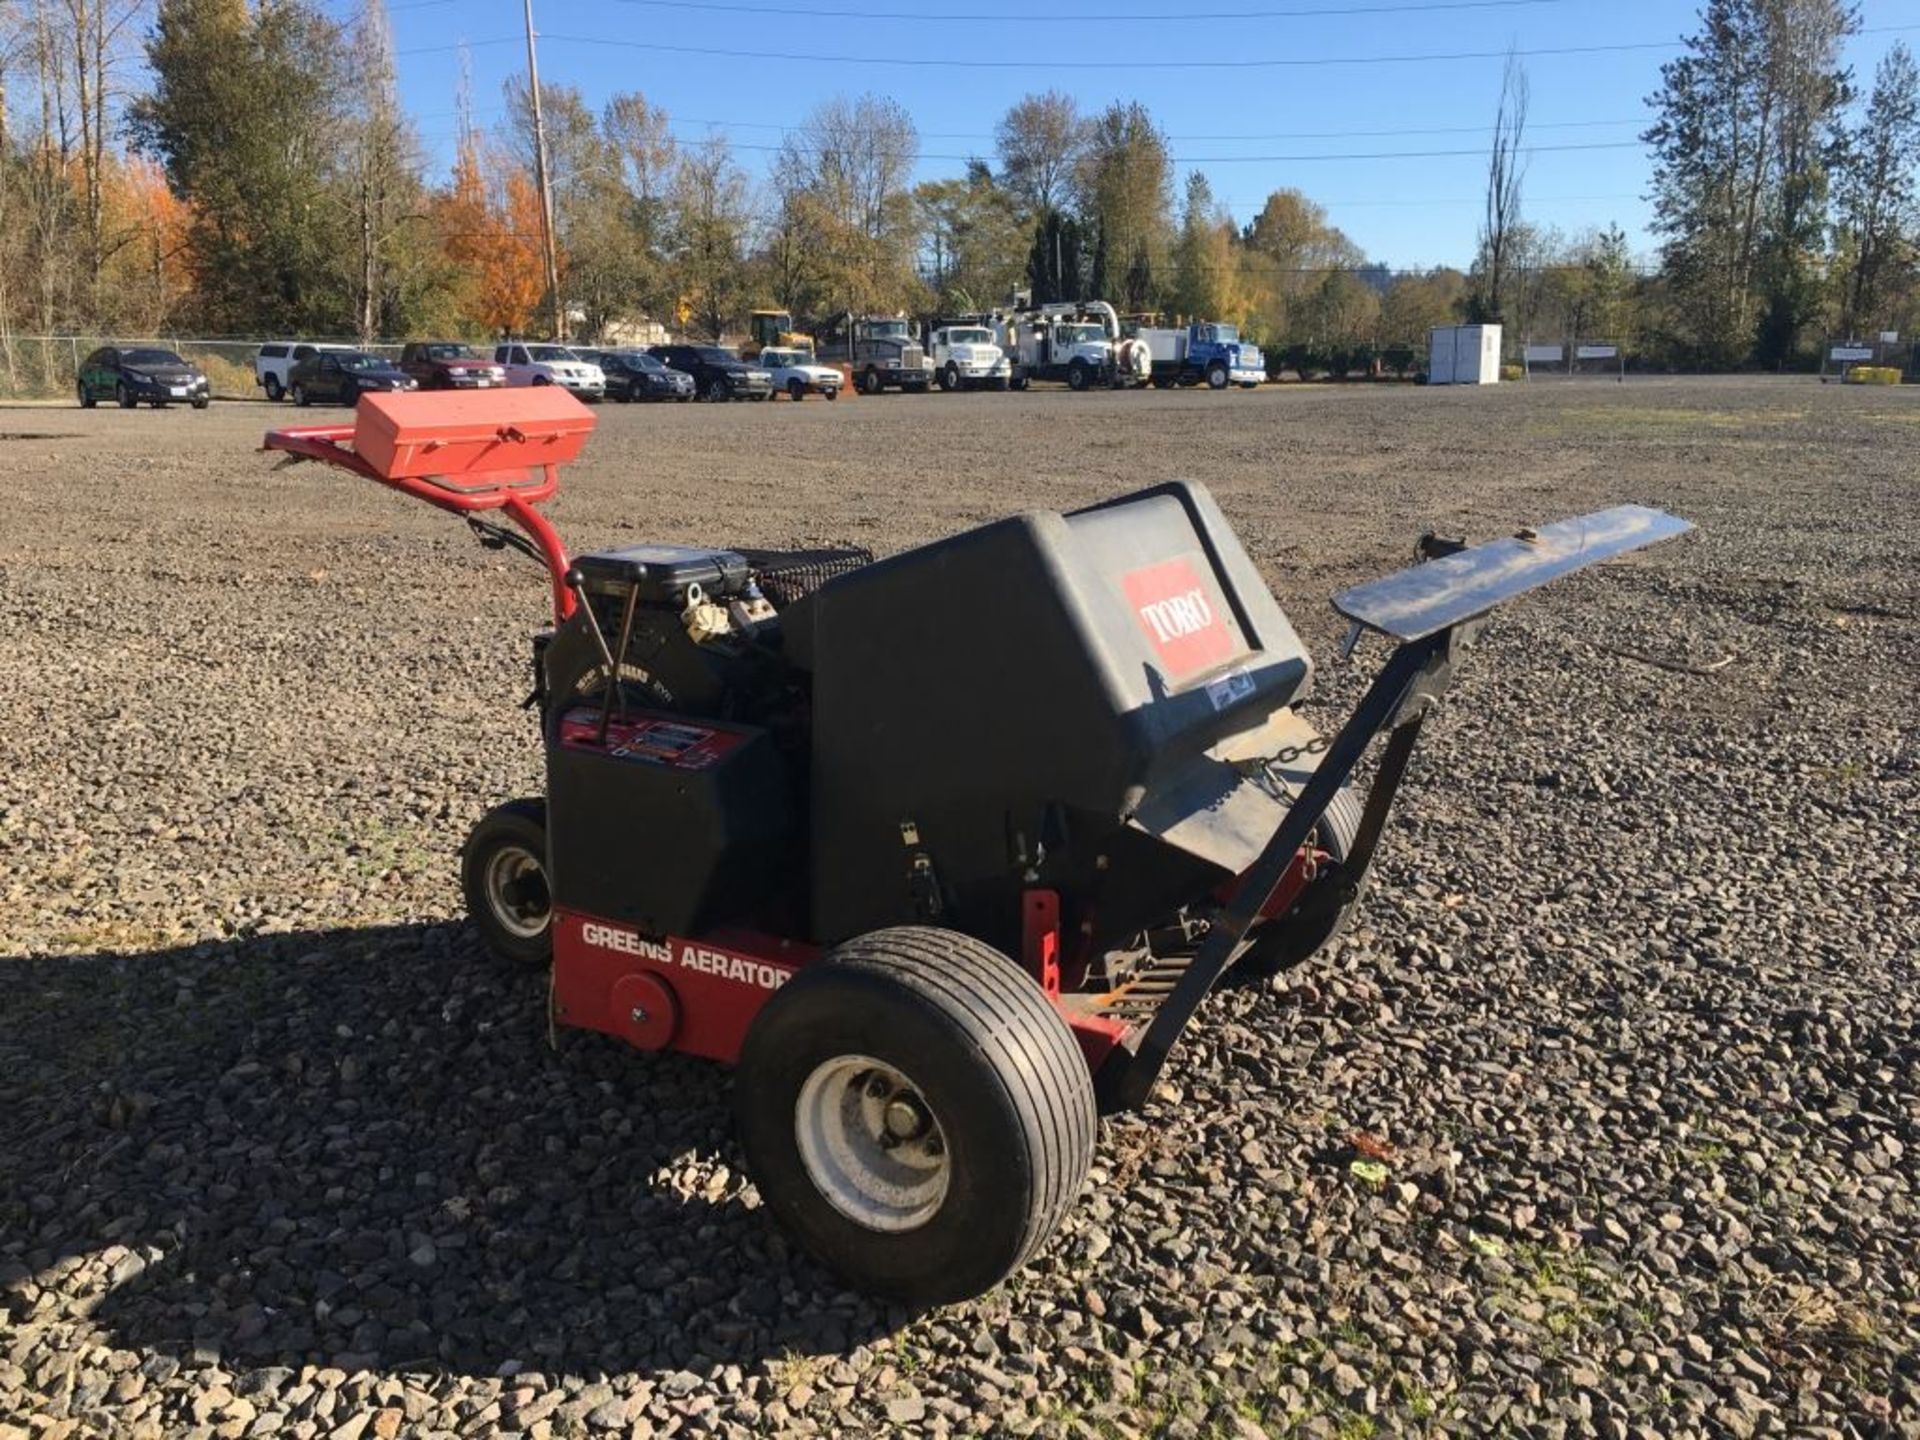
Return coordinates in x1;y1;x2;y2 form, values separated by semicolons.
1269;735;1332;766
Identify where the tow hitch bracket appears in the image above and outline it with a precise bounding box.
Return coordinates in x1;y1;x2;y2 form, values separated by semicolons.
1097;504;1691;1111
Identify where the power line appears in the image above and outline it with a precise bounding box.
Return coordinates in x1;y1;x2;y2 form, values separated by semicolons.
657;133;1644;163
603;0;1585;21
663;114;1647;143
398;20;1920;63
539;33;1680;68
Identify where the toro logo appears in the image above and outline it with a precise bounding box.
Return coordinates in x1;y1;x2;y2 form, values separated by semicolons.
1122;556;1234;679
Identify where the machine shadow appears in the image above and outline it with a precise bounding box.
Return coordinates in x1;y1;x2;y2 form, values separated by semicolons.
0;922;902;1380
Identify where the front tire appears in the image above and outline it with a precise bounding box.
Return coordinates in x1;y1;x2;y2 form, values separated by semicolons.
1206;362;1229;390
116;381;137;409
192;395;210;410
706;377;730;402
860;367;882;396
737;927;1096;1306
291;382;309;407
940;363;960;393
1066;361;1090;392
461;799;552;966
788;379;807;402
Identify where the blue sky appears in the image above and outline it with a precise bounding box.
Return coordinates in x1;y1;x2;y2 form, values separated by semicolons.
343;0;1920;270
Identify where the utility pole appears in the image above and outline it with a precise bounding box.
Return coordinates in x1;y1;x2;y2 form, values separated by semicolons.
522;0;565;340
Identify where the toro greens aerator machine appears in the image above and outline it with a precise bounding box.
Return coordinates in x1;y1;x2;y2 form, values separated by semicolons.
267;390;1689;1304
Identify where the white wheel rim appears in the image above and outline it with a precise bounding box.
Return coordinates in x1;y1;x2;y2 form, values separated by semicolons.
484;843;549;939
795;1055;949;1232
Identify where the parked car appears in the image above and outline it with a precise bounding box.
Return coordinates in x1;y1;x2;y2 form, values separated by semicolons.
76;346;210;410
493;342;606;400
255;341;353;402
758;345;843;401
398;341;508;390
648;343;774;402
288;350;419;407
577;349;695;403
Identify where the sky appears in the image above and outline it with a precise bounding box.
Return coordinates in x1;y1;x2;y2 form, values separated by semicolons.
334;0;1920;271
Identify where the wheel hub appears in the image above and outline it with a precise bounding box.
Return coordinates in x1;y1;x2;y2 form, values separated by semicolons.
795;1056;949;1232
483;844;550;939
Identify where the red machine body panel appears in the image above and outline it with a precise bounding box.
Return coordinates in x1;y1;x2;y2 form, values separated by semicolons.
354;388;595;480
552;912;811;1062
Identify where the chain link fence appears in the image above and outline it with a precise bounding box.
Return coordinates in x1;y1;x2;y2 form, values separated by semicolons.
0;336;410;402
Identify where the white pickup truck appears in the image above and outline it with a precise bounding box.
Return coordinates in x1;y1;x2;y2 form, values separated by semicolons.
492;342;606;400
255;341;353;402
927;324;1012;392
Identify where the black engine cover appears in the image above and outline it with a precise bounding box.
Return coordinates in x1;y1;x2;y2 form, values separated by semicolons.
545;705;794;935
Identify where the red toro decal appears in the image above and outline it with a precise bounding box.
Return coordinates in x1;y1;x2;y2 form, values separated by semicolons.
1121;556;1235;680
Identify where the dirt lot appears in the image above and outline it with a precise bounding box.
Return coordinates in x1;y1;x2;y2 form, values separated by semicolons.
2;379;1915;1438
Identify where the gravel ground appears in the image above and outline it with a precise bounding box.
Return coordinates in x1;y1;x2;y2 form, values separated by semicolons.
1;378;1915;1439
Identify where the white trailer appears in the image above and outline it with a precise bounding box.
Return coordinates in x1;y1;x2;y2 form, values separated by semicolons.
1428;324;1503;385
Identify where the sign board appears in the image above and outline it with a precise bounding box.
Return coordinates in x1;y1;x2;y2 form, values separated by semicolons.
1831;346;1875;363
1881;331;1900;344
1523;344;1564;364
1576;345;1620;360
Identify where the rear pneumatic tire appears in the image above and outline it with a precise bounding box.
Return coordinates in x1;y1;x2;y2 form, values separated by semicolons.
77;380;95;409
736;926;1097;1306
264;375;284;402
1231;785;1368;981
461;798;553;966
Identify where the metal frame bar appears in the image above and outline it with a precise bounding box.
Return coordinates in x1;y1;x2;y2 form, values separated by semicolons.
1097;629;1455;1111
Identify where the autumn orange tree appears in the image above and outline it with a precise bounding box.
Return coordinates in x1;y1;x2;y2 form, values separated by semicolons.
436;134;551;338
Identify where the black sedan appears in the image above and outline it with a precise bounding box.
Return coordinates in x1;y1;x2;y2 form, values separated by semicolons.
578;348;695;403
289;350;418;407
648;343;773;402
77;346;210;409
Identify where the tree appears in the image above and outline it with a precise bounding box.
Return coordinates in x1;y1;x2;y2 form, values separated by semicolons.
1380;267;1468;351
1076;101;1172;313
670;136;752;340
1834;42;1920;333
996;91;1085;224
1645;0;1858;366
129;0;348;332
344;0;427;340
915;161;1022;313
1170;172;1241;324
1240;188;1367;342
1469;51;1529;323
1026;208;1087;304
772;94;921;316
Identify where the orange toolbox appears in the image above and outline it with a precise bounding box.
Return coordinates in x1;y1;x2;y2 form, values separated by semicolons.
350;387;595;481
